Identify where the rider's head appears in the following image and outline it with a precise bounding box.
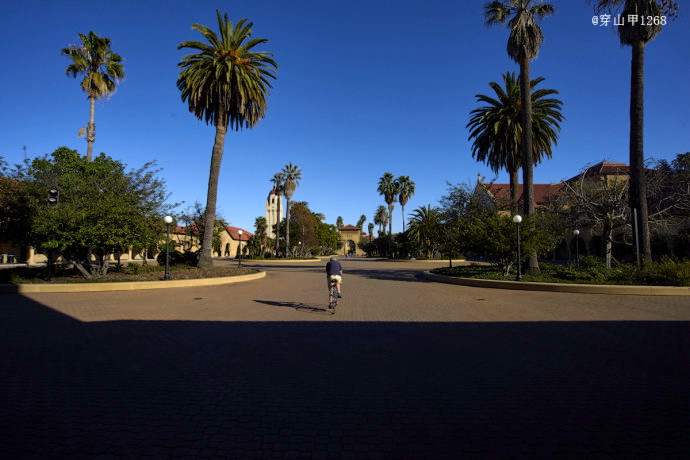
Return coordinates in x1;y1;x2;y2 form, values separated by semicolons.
330;256;337;261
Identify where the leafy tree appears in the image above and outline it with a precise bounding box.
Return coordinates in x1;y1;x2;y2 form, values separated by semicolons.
467;72;563;212
61;31;125;162
177;202;203;252
462;211;561;276
177;201;227;259
336;216;344;228
377;172;399;256
1;158;28;245
357;214;366;229
314;219;339;254
438;181;479;222
484;0;555;274
438;212;463;268
438;181;476;267
177;10;277;268
7;147;172;278
289;201;316;256
592;0;679;262
281;162;302;256
465;212;517;275
396;176;416;232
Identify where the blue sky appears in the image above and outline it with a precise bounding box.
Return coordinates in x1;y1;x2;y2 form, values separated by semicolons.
1;0;688;234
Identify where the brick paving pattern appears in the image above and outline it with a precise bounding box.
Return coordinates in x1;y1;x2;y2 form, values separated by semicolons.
1;258;689;458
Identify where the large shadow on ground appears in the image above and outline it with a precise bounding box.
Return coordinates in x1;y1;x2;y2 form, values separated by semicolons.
2;295;689;458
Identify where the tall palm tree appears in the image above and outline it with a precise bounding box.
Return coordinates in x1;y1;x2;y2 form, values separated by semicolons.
270;172;285;255
467;72;564;213
407;205;441;259
281;162;302;256
593;0;679;261
377;172;399;256
485;0;555;274
177;10;277;268
61;31;125;162
374;205;388;234
396;176;416;232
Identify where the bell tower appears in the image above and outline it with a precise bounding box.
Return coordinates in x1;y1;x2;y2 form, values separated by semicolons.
265;189;283;239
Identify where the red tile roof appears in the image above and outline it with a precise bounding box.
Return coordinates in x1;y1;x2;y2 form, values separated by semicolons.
338;225;361;231
485;183;564;206
566;160;629;182
173;225;195;235
226;226;252;241
172;225;252;241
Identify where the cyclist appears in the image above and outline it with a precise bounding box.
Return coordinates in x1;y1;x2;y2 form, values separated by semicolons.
326;256;343;306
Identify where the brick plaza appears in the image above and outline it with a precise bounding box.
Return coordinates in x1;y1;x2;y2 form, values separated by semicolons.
1;258;689;458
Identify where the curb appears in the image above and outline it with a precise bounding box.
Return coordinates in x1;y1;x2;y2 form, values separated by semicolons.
243;258;321;263
0;270;266;294
422;271;690;296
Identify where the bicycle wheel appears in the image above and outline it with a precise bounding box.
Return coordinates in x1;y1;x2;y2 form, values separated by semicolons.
330;284;338;311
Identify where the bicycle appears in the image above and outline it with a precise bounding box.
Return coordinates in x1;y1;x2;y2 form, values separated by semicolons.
328;278;339;313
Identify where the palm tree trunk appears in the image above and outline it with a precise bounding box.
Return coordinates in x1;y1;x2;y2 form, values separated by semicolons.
401;205;406;232
519;58;539;275
199;123;227;269
86;97;96;162
285;198;291;256
629;40;651;262
509;167;519;215
388;203;394;258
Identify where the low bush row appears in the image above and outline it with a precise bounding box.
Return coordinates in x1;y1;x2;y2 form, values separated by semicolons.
433;256;690;286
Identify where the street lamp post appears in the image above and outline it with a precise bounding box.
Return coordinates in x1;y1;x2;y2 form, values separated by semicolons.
513;215;522;281
573;229;580;267
164;216;173;280
237;230;243;267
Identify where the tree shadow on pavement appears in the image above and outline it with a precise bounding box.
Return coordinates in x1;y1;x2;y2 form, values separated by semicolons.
2;294;689;458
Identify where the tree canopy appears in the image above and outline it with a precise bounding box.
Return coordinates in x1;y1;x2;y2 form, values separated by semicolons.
3;147;173;278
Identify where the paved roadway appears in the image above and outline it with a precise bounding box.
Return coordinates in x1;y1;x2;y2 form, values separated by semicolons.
1;258;689;458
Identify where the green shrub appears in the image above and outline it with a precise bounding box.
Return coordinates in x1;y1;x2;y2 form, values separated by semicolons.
635;257;690;286
124;263;141;274
434;257;689;286
124;263;162;275
183;250;200;266
157;250;185;266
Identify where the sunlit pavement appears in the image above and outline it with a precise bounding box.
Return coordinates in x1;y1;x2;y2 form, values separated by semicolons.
2;258;689;458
